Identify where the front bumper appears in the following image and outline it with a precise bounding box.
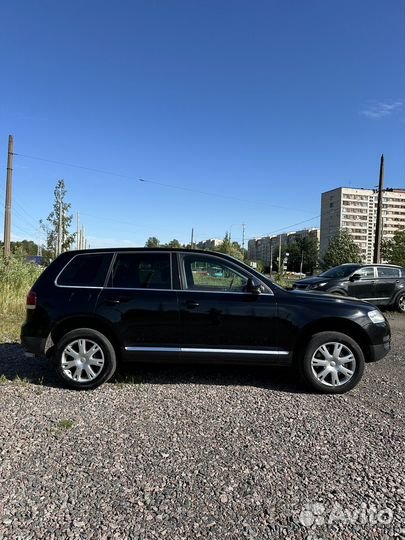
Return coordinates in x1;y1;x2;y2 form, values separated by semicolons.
368;333;391;362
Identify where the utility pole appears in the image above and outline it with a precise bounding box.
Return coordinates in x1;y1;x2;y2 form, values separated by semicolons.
57;192;63;257
269;239;273;277
190;228;194;249
242;223;246;252
373;154;384;263
300;250;304;275
81;225;85;250
278;234;282;275
77;212;80;250
3;135;14;258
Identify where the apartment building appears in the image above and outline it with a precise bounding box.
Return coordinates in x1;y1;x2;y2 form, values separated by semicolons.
196;238;222;250
320;187;405;263
248;228;320;263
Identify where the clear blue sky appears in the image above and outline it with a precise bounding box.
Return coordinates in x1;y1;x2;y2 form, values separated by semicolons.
0;0;404;248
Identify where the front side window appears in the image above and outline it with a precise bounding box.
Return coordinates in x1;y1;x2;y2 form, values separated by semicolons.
181;255;249;292
57;254;113;287
377;267;400;278
355;267;375;279
109;253;171;289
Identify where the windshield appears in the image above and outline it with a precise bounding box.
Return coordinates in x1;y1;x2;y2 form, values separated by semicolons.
320;265;360;279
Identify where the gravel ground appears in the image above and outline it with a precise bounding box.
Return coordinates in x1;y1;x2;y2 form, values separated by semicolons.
0;314;404;540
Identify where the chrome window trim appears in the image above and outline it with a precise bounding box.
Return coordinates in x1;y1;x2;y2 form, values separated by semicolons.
101;287;275;296
125;346;288;355
54;252;114;288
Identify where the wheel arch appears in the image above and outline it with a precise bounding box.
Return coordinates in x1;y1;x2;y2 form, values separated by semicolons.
46;315;122;362
292;318;373;365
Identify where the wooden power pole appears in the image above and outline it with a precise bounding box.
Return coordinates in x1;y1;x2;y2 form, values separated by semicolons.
373;154;384;263
77;212;80;250
3;135;14;258
190;228;194;249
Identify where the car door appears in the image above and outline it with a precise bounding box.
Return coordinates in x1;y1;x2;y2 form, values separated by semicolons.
347;266;377;300
176;252;281;363
375;266;402;304
95;252;180;360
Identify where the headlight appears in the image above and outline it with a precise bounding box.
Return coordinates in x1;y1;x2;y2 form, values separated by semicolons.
309;282;327;289
367;309;385;324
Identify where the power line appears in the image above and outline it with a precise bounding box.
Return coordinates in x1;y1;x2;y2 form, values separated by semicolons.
249;214;320;239
13;151;315;214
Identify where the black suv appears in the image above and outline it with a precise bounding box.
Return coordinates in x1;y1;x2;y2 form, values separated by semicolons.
21;249;391;393
293;263;405;311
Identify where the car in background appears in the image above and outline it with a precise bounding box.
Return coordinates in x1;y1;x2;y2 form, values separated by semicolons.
293;263;405;312
21;249;391;393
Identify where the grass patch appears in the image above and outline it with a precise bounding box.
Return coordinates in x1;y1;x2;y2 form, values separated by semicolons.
0;374;30;386
114;373;143;388
0;257;42;343
56;419;75;430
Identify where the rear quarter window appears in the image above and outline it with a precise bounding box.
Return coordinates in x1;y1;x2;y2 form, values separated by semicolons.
57;253;113;287
377;267;401;278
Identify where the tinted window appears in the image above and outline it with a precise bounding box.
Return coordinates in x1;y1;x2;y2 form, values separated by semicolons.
181;255;249;292
109;253;171;289
377;267;401;278
58;254;112;287
320;265;360;278
355;267;375;279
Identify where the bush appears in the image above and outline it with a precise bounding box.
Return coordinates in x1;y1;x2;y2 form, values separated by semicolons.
0;257;43;341
0;257;42;310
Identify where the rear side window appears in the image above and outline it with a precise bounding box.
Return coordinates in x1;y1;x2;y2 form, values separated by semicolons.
57;254;113;287
108;253;171;289
377;267;401;278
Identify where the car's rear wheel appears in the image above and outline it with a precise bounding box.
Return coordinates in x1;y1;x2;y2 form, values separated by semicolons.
396;292;405;313
300;331;365;394
54;328;117;390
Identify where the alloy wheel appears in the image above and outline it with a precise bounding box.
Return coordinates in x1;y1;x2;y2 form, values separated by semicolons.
61;338;105;382
310;341;356;387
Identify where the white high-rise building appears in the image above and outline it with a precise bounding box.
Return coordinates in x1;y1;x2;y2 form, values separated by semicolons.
320;187;405;264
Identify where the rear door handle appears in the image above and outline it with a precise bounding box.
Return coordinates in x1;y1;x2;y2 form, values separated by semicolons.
186;300;200;309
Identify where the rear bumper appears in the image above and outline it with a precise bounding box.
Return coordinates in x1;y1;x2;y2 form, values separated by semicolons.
20;335;47;357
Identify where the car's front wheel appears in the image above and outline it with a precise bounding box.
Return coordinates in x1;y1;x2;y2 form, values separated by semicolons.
300;331;365;394
54;328;117;390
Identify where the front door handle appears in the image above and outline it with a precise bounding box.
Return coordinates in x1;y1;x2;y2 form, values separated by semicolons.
186;300;200;309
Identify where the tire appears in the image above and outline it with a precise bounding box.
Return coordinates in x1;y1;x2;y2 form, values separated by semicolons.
396;292;405;313
300;331;365;394
54;328;117;390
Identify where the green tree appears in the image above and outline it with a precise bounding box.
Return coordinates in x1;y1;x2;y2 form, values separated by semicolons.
145;236;160;248
382;229;405;266
287;237;319;274
43;179;75;256
214;232;244;260
322;230;362;269
165;239;183;248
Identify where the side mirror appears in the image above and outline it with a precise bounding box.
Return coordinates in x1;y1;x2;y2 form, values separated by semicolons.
350;273;361;282
246;277;262;294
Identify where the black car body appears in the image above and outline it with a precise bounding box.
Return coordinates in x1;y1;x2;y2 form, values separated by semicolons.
293;263;405;311
21;249;391;393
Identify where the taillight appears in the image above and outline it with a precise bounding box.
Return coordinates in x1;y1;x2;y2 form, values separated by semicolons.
26;291;37;310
